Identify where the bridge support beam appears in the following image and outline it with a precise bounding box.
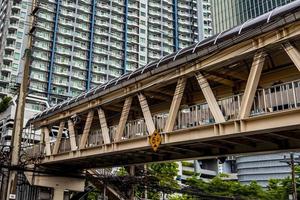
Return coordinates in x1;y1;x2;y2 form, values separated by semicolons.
79;110;95;149
53;122;64;154
195;72;225;123
282;42;300;71
68;120;78;151
239;51;265;119
138;93;155;134
44;127;52;156
98;108;111;144
115;97;133;141
164;77;187;132
25;171;85;200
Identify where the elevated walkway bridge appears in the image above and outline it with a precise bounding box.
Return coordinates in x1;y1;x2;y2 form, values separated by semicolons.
24;0;300;180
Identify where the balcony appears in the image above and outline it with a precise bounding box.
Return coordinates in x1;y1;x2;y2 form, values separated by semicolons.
6;33;17;40
1;64;12;72
3;54;14;62
0;87;9;95
0;76;10;82
11;3;21;11
5;43;15;50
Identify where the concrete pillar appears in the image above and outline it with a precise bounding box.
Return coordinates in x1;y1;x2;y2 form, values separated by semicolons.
129;166;135;200
53;188;64;200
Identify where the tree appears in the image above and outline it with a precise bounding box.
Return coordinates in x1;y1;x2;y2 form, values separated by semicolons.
137;162;180;200
148;162;179;188
185;175;269;200
116;166;128;176
0;96;12;113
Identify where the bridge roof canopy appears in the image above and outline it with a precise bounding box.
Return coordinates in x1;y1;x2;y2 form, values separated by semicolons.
29;0;300;124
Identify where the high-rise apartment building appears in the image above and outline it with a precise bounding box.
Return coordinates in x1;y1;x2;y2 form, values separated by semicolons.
0;0;31;97
28;0;212;105
211;0;295;34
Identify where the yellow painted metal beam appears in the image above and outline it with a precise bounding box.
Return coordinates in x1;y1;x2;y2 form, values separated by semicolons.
164;77;187;132
239;51;266;119
115;97;133;141
79;110;95;149
53;121;65;154
138;93;156;134
282;42;300;71
195;72;225;123
68;120;78;151
97;108;111;144
43;127;51;156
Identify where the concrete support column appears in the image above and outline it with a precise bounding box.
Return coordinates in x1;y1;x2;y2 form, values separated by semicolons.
129;166;135;200
53;188;64;200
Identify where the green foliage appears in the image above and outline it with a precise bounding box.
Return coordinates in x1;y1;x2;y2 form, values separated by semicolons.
138;162;179;200
184;174;299;200
0;96;12;113
182;170;196;176
148;162;179;189
87;191;98;200
168;194;191;200
133;162;300;200
116;166;128;176
182;161;194;167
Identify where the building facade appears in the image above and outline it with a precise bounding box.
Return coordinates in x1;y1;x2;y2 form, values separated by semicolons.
29;0;212;105
178;158;237;182
211;0;295;34
0;0;31;97
236;153;293;187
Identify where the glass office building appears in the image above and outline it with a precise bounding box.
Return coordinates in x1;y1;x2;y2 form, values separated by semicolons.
29;0;212;105
211;0;295;34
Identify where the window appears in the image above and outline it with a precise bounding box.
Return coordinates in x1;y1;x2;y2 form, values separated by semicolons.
140;38;145;43
16;42;21;49
13;63;18;71
140;56;145;61
141;3;146;8
17;31;23;38
140;20;146;25
22;2;27;9
19;22;24;29
14;53;20;60
21;11;26;18
140;46;145;51
140;29;145;34
140;12;146;17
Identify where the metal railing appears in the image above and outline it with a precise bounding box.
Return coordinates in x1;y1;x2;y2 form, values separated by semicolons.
251;80;300;115
26;80;300;156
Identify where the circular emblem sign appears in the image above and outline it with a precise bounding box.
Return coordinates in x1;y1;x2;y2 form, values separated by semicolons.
149;130;162;152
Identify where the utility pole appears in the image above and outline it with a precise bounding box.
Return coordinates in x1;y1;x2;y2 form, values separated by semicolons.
5;0;37;199
280;153;300;200
291;153;297;200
